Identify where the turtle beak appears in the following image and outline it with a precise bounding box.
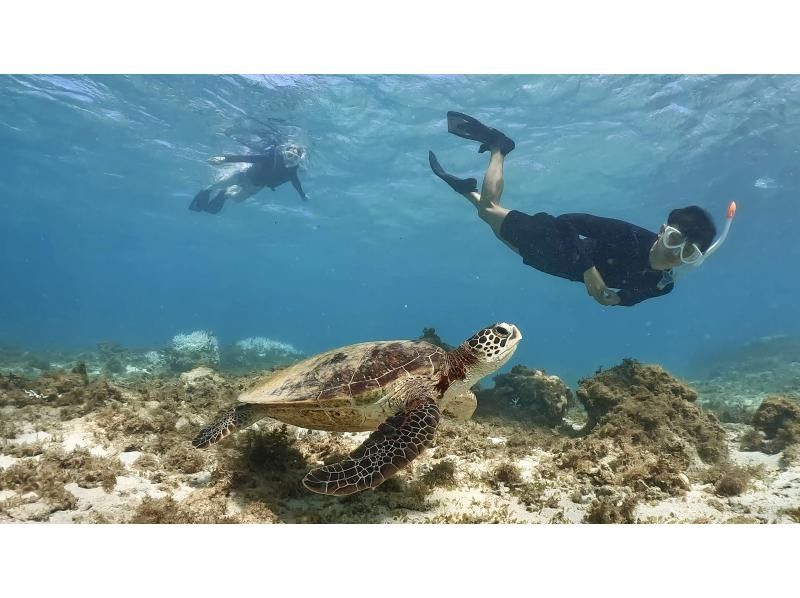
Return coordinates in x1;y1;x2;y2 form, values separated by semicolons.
487;322;522;364
508;325;522;353
497;322;522;347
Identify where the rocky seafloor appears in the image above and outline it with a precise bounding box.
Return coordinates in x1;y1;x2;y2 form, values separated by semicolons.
1;332;799;524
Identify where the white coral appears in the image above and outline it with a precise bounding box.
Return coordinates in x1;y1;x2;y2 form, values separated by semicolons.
165;330;220;371
234;336;301;357
170;330;220;357
143;350;165;366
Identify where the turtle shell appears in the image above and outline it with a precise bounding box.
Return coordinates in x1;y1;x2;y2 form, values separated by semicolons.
239;340;446;409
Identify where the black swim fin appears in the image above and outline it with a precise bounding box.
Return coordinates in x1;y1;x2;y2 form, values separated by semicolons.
446;111;515;155
205;191;227;214
429;151;478;194
189;189;211;212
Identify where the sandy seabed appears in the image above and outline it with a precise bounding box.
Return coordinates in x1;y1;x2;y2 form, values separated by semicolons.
1;356;798;524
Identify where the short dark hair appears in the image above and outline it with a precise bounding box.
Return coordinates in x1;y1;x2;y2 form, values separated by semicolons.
667;205;716;252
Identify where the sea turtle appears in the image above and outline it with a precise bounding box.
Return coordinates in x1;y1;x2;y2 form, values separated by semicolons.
192;322;522;496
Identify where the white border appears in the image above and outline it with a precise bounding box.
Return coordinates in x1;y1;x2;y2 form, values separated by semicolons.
1;1;799;73
1;524;796;596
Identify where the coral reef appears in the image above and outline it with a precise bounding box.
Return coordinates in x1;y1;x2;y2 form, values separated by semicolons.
417;328;455;352
692;335;800;424
2;348;800;524
558;359;728;507
0;332;297;382
578;358;699;424
163;330;220;373
750;396;800;455
0;368;122;421
219;336;303;373
0;448;124;519
96;341;132;376
693;334;800;378
476;365;572;426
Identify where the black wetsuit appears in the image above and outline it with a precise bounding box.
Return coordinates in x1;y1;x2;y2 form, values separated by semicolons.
499;211;674;306
222;146;307;199
190;146;307;214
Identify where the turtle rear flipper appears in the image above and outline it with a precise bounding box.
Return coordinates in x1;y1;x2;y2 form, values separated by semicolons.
303;397;441;496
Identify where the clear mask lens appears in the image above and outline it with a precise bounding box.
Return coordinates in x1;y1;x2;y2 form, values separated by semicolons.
680;244;703;264
662;226;704;264
663;227;685;248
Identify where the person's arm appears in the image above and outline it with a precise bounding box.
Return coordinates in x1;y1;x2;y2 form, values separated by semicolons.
207;154;265;165
289;168;308;201
583;267;621;306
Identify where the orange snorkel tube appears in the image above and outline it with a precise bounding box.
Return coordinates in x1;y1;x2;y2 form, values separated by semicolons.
700;200;737;263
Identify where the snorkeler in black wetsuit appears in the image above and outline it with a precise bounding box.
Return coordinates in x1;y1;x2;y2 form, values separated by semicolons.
430;111;724;307
189;143;308;214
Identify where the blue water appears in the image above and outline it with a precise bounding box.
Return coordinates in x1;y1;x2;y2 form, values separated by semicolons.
1;74;798;384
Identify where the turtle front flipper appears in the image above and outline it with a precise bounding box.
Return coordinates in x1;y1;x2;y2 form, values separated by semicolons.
303;397;441;496
192;404;263;448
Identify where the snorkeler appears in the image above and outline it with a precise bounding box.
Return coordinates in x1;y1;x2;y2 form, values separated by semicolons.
430;111;735;307
189;143;308;214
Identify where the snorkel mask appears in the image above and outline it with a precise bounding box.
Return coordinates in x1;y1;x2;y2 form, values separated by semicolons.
280;143;306;168
661;201;737;267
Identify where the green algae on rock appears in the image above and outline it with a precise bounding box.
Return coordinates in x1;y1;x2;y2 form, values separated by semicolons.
476;365;572;426
559;359;728;502
751;395;800;458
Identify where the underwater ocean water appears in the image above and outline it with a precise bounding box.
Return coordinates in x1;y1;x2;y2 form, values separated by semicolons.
4;74;800;526
1;74;798;383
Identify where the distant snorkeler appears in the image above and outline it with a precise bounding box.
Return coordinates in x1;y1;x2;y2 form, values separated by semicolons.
189;143;308;215
430;111;736;307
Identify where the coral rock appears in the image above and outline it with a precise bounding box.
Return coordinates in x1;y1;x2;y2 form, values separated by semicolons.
752;396;800;438
164;331;220;373
417;328;455;352
179;366;223;387
751;395;800;454
476;365;572;425
559;359;727;498
578;358;698;425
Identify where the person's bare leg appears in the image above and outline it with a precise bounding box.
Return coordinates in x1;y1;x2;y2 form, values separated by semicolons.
461;149;517;253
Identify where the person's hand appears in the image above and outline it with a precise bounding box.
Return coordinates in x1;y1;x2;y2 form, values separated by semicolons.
207;156;226;165
583;266;621;306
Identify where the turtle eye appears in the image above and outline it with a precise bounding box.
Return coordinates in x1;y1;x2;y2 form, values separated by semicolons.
494;326;510;337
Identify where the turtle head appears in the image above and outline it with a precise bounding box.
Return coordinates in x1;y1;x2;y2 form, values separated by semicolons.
445;323;522;389
465;323;522;365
